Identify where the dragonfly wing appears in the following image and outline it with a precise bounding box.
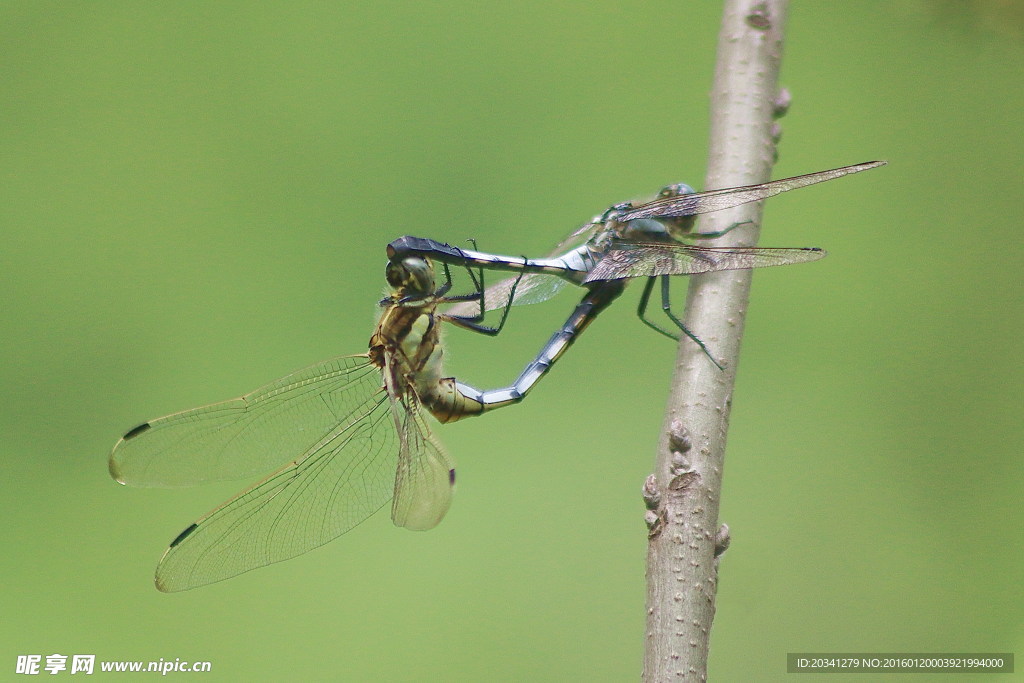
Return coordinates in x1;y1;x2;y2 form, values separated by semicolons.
152;362;398;591
442;225;602;319
110;355;383;487
583;242;827;281
443;272;567;318
618;161;885;221
380;353;455;531
389;398;455;531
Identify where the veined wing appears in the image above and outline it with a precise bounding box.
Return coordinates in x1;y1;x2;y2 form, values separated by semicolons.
444;272;568;318
616;161;885;222
153;357;399;591
388;395;456;530
110;356;384;487
442;223;604;319
379;350;456;530
583;242;827;282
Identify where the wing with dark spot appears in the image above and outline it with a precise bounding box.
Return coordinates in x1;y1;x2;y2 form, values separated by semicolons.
152;361;397;591
110;355;380;487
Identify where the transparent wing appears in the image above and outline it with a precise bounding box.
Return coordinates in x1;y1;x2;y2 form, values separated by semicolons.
617;161;885;222
444;272;568;318
110;356;383;488
375;348;455;530
442;224;605;319
583;242;827;282
389;391;455;531
153;359;399;591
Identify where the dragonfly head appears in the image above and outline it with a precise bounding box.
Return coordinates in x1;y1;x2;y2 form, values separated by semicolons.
650;182;698;239
386;254;436;298
657;182;696;198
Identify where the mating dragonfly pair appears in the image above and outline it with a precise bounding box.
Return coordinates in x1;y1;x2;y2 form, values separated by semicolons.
110;160;884;591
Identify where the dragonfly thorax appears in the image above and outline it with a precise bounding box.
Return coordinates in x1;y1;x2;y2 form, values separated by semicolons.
652;182;699;240
386;255;436;298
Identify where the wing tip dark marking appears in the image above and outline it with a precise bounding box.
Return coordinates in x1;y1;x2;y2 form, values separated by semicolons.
123;422;152;440
169;523;198;548
449;468;456;486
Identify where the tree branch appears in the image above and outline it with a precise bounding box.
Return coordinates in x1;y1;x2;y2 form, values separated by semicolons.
643;1;789;680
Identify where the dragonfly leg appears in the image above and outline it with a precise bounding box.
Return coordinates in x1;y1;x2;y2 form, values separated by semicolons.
654;275;726;370
453;280;626;411
687;219;753;239
457;239;488;321
434;239;502;320
434;261;455;297
432;242;514;311
637;276;682;341
438;291;483;303
440;265;525;336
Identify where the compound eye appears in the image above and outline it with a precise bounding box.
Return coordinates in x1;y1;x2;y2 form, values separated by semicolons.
410;258;436;294
385;260;407;289
658;182;696;199
386;256;434;295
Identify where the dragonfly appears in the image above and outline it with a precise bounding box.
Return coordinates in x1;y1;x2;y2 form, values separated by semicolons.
387;160;885;391
111;160;882;591
109;252;526;591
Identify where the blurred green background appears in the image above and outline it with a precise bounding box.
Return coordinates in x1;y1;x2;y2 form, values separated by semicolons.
2;1;1021;681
